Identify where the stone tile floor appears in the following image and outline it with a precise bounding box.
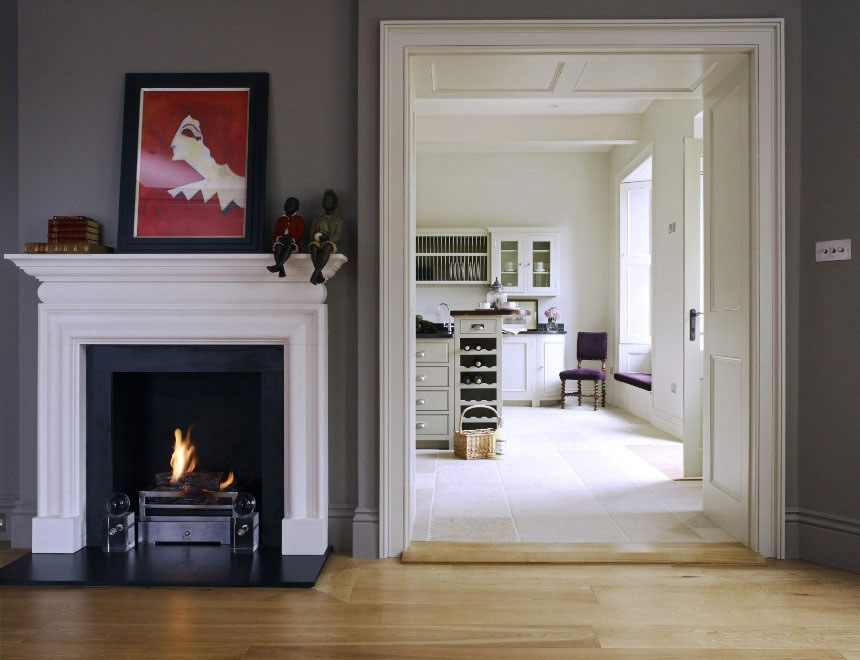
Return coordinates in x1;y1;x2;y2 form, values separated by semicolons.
413;404;736;543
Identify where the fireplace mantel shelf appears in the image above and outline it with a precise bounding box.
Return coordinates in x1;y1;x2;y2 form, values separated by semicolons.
5;253;347;283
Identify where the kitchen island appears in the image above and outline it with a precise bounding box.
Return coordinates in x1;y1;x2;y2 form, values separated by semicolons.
450;309;529;441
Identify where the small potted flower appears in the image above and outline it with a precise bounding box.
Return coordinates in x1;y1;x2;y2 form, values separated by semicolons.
544;306;560;332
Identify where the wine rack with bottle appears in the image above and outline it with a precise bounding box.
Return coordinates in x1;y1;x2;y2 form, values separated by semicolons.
452;315;503;433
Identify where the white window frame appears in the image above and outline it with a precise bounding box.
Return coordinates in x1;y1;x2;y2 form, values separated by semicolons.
619;179;653;345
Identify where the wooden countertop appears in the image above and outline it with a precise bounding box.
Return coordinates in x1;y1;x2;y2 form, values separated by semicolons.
450;309;530;316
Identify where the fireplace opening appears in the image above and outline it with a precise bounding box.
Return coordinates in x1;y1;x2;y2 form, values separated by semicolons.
86;345;284;549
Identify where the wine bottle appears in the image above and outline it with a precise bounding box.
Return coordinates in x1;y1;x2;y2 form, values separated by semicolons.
474;360;482;368
474;345;482;351
474;376;483;384
463;376;472;384
463;344;471;351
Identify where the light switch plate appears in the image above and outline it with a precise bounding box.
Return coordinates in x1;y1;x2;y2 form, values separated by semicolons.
816;239;851;262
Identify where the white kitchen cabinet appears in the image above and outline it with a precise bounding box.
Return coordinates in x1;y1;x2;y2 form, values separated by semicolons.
536;334;566;403
501;334;535;403
502;333;566;405
453;314;503;437
415;338;454;448
489;228;560;296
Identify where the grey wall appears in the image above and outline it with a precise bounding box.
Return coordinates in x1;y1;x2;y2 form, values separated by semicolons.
7;0;860;572
9;0;358;551
0;0;20;542
794;0;860;573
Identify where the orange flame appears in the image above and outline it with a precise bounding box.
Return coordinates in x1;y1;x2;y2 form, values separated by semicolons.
220;472;235;490
169;427;197;484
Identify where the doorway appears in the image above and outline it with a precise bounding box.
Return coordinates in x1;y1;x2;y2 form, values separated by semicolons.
379;20;786;559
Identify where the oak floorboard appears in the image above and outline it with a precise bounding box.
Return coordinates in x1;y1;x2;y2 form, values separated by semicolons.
594;625;860;649
402;541;767;564
2;553;859;656
242;648;846;660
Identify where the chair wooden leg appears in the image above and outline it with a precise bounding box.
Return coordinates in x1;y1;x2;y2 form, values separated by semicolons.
560;377;566;409
577;380;582;406
601;379;606;407
593;381;599;410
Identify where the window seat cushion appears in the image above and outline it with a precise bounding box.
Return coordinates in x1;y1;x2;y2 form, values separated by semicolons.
614;372;652;391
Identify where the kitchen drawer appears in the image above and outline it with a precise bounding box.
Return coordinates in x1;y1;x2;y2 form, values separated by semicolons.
416;413;449;436
459;318;498;335
415;340;450;363
415;365;448;387
415;390;449;411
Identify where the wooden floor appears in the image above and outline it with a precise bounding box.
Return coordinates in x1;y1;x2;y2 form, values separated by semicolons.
2;545;860;658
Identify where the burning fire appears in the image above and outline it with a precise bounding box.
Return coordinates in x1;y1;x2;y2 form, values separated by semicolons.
169;427;234;491
169;427;197;483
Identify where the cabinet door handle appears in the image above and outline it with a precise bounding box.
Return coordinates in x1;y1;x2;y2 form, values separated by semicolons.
471;323;485;330
416;398;426;406
416;422;427;429
416;374;427;382
416;351;426;357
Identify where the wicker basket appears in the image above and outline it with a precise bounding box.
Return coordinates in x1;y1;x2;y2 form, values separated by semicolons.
454;405;500;460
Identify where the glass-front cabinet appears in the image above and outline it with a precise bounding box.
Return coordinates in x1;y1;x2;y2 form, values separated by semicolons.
489;229;560;296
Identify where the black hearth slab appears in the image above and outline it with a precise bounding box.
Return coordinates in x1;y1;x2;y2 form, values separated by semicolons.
0;545;331;588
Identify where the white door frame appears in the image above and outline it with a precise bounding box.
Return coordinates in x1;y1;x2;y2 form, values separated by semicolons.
379;19;785;559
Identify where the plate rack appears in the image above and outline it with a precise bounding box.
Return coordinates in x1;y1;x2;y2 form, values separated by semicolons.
416;231;489;284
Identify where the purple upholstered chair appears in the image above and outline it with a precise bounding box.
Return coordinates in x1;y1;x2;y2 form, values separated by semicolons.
560;332;607;411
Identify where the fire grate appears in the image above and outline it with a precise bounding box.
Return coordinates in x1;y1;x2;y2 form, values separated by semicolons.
138;490;244;545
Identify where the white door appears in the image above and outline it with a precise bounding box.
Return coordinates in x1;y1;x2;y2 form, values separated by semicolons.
702;58;750;544
683;137;704;478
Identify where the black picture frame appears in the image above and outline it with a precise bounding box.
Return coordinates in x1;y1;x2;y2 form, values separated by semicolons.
117;73;268;253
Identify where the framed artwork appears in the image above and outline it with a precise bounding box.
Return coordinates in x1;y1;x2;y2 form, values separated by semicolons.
511;298;538;330
117;73;268;252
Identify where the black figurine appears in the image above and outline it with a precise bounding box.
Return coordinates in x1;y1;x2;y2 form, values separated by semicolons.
309;189;343;285
267;197;305;277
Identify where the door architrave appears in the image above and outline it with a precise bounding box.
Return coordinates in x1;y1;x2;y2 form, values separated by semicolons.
379;19;785;559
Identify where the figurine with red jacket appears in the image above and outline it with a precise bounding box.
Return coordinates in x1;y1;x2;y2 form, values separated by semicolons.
267;196;305;277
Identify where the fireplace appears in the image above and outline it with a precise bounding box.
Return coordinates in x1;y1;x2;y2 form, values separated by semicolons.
85;344;284;549
3;253;345;564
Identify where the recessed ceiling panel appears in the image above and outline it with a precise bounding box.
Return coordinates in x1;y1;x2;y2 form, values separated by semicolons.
432;56;564;93
576;60;720;93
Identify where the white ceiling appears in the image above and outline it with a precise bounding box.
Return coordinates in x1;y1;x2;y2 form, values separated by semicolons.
411;51;744;152
411;52;745;116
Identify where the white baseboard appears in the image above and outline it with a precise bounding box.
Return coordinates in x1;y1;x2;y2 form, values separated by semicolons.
651;407;683;440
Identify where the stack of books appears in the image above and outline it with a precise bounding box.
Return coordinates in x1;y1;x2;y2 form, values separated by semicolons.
24;216;114;254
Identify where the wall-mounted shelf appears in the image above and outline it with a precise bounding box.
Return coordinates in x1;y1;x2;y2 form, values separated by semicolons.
416;230;490;284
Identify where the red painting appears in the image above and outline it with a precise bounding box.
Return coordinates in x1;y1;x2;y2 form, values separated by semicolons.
134;89;250;237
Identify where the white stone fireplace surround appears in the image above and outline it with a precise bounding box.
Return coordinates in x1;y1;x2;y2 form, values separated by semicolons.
6;253;346;555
